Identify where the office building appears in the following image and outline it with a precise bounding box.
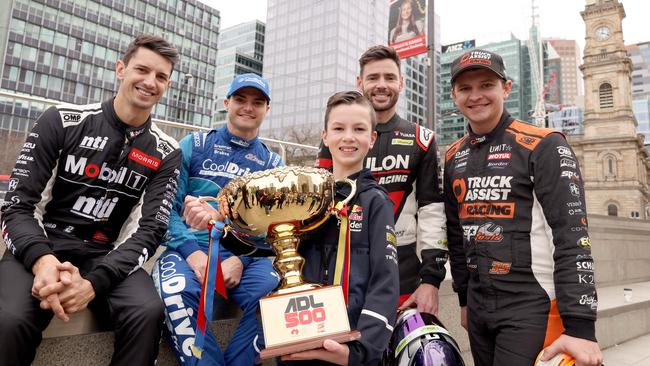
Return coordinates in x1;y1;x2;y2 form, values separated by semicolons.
214;20;265;124
546;39;582;105
262;0;389;140
1;0;220;129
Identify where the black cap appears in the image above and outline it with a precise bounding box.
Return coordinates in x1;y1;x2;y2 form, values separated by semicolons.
450;49;507;83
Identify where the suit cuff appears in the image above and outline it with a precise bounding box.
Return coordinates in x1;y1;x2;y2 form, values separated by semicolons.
23;243;55;272
420;275;442;288
178;239;202;259
563;317;596;342
85;266;116;297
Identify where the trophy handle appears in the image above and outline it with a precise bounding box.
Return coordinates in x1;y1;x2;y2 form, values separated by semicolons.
334;178;357;207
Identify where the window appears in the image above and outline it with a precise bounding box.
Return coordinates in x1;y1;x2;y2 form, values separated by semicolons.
604;154;617;178
82;41;94;57
48;76;62;91
599;83;613;109
37;50;52;65
4;66;19;82
607;204;618;216
22;46;37;62
40;28;55;44
19;69;34;84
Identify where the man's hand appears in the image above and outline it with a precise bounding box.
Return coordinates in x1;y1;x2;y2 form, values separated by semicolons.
398;283;439;315
39;262;95;314
460;306;468;331
281;339;349;365
186;250;208;284
222;256;243;289
183;195;225;230
31;254;70;322
540;334;602;366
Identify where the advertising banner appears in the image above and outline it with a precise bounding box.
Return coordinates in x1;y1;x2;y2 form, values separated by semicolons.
388;0;427;58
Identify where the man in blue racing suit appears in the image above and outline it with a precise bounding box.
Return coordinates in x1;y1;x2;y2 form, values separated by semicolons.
152;73;283;366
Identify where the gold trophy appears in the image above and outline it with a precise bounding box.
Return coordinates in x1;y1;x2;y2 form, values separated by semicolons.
202;166;360;359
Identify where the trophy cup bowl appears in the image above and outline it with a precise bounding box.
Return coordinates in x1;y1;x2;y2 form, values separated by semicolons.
205;166;360;358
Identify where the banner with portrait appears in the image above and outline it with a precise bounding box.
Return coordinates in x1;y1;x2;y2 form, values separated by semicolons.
388;0;427;59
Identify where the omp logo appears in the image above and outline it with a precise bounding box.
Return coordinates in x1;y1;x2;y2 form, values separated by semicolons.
366;155;410;172
284;295;326;328
128;148;160;170
79;136;108;151
61;112;81;122
460;202;515;219
70;195;119;220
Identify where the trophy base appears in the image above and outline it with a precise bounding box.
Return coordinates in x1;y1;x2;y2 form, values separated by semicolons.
259;330;361;359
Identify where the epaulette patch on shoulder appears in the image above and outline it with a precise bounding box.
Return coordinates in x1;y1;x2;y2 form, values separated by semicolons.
416;124;435;151
56;102;102;128
506;120;561;151
445;135;468;162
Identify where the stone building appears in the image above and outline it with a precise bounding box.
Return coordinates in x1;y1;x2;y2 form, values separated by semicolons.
570;0;650;219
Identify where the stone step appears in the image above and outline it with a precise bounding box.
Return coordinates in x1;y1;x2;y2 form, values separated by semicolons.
596;281;650;349
602;333;650;366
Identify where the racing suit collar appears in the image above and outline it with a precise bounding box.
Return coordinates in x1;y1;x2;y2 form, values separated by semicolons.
334;169;386;201
375;113;402;133
103;98;151;140
217;125;259;148
466;109;512;148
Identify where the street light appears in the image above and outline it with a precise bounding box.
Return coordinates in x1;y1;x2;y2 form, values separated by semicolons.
176;73;193;122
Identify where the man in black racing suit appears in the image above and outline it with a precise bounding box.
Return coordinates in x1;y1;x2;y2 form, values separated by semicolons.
317;45;447;314
444;49;602;366
0;35;181;366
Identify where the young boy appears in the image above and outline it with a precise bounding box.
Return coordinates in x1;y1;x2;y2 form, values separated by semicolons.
280;91;399;366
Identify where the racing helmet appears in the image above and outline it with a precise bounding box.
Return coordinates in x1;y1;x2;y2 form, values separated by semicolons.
534;351;576;366
383;309;465;366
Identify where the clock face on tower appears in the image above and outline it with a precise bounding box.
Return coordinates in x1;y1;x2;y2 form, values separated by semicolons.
595;26;611;40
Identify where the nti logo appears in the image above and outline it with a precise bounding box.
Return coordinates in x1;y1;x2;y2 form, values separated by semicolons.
284;294;326;328
79;136;108;151
70;195;118;220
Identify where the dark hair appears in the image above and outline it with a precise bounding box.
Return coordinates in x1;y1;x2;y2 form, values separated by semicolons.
122;35;179;72
359;45;401;75
323;91;377;131
391;0;421;43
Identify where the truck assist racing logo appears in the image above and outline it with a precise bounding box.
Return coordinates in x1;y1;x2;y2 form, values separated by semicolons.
453;176;515;218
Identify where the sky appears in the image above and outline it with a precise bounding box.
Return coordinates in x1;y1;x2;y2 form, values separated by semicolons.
199;0;649;52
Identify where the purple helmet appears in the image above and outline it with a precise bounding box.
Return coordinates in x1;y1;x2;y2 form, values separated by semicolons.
382;309;465;366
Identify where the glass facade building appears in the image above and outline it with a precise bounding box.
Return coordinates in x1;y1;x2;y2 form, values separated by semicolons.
0;0;221;129
214;20;265;124
437;37;535;146
262;0;389;139
546;39;582;106
628;42;650;146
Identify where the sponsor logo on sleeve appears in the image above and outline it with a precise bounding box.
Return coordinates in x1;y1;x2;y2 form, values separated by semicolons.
128;148;160;170
561;171;580;181
577;236;591;249
569;183;580;197
392;138;414;146
556;146;573;158
578;292;598;310
245;153;266;166
8;178;19;192
560;158;576;169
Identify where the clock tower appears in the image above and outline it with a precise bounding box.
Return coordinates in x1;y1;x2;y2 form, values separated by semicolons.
570;0;650;219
